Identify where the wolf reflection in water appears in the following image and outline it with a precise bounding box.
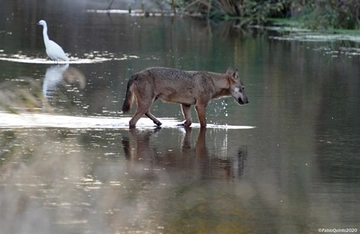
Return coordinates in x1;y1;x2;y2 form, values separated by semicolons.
122;128;247;179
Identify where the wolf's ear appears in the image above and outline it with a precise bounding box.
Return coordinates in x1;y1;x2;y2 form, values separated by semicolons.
226;67;234;75
226;67;239;80
233;69;239;79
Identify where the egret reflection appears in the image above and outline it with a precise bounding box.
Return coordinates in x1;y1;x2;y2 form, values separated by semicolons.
43;64;69;99
42;64;86;110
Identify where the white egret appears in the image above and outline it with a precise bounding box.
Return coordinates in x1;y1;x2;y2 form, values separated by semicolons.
37;20;69;62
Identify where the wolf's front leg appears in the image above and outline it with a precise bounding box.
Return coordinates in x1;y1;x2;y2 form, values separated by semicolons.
195;104;207;128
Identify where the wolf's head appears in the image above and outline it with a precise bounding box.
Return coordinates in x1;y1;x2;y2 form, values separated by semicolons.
227;67;249;105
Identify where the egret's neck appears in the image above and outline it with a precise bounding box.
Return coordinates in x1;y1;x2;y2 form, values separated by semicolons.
42;25;50;44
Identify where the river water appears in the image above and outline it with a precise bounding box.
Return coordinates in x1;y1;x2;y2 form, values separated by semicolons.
0;1;359;234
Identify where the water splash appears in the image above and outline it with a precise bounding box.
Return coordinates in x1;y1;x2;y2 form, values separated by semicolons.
0;113;255;130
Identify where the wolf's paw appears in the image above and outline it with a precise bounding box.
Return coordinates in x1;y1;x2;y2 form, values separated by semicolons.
154;120;162;126
177;121;192;128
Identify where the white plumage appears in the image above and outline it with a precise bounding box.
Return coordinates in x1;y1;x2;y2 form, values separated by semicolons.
37;20;69;62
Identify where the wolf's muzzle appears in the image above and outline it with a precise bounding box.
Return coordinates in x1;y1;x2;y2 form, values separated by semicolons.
238;98;249;105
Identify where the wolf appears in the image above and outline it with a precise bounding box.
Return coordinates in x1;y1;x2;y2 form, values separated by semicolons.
121;67;248;128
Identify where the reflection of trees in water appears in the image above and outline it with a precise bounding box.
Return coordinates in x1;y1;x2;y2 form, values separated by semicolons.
0;65;86;114
0;77;42;113
0;127;129;233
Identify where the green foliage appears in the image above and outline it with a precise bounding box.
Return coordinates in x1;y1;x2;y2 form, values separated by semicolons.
294;1;359;30
241;0;286;24
180;0;360;30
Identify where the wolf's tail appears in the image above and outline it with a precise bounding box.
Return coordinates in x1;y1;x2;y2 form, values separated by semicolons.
122;75;136;113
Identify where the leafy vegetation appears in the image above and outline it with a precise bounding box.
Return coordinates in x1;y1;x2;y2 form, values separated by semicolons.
177;0;360;30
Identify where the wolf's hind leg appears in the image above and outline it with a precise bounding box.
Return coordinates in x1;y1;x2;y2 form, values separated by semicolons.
129;110;145;128
129;98;153;128
180;104;192;127
145;112;162;126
